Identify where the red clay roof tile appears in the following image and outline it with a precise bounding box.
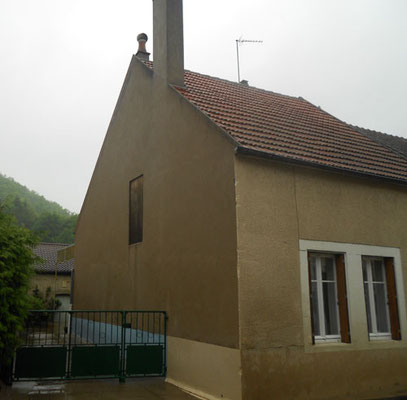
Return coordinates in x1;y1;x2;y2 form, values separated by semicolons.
144;61;407;183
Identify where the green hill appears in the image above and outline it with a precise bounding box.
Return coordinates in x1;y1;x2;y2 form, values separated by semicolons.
0;173;71;216
0;173;77;244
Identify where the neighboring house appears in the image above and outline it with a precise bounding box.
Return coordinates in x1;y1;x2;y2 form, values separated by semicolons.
32;243;74;310
74;1;407;399
351;124;407;159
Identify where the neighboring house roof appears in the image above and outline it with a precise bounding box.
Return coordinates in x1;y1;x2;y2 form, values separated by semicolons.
351;125;407;160
145;62;407;184
33;243;74;275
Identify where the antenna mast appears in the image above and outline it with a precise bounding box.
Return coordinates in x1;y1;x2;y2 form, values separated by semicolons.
236;38;263;82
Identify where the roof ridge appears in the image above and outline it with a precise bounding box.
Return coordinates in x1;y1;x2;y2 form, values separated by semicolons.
142;58;303;102
184;68;303;102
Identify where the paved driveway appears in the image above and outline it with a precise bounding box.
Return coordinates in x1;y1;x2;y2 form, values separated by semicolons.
1;378;197;400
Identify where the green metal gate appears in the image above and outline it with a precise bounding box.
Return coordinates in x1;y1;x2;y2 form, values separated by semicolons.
13;310;167;381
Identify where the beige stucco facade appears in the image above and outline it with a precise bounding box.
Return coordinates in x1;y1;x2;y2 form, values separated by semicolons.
75;55;407;398
235;156;407;400
74;26;407;400
31;274;71;298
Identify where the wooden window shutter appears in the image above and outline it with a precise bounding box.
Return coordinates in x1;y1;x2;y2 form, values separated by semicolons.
336;254;351;343
129;175;143;244
384;257;401;340
307;253;315;344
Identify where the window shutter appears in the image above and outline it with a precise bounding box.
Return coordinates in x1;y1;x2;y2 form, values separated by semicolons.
336;254;351;343
384;257;401;340
307;253;315;344
129;175;143;244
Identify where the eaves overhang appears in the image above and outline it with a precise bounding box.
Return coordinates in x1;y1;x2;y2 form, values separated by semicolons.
235;146;407;188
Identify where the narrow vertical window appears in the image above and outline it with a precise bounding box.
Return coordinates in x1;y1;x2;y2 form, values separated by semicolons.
129;175;143;244
362;256;401;340
308;253;350;343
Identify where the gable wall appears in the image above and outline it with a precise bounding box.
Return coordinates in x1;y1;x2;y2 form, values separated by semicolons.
235;156;407;400
74;58;239;350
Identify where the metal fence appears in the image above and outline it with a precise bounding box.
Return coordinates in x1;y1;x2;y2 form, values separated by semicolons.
13;310;167;381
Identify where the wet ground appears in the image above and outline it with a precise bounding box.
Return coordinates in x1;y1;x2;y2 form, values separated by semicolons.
0;378;197;399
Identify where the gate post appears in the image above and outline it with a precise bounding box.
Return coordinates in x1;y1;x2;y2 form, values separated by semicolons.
119;311;127;383
66;311;73;378
0;355;13;385
164;311;168;376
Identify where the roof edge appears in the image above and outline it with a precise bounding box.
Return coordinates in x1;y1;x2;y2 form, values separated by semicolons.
235;146;407;187
76;55;149;233
37;242;73;247
169;84;240;148
33;270;72;276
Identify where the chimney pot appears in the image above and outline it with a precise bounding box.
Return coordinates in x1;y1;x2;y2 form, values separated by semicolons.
136;33;150;61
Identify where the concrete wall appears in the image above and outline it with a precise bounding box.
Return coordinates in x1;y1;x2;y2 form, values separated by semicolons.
74;58;241;399
167;336;242;400
235;156;407;400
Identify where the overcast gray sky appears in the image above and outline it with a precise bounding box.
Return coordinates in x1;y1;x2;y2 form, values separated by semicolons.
1;0;406;213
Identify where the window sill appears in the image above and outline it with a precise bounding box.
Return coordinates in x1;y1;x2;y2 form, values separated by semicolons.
305;338;407;353
129;241;143;249
308;341;351;352
369;334;392;341
314;336;341;344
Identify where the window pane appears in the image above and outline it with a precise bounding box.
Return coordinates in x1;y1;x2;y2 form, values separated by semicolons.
362;262;367;282
321;257;335;281
323;282;339;335
311;282;320;336
310;257;317;281
363;282;372;333
373;283;390;333
372;260;384;282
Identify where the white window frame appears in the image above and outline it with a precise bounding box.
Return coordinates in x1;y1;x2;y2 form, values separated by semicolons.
362;256;392;341
299;240;407;352
310;254;341;343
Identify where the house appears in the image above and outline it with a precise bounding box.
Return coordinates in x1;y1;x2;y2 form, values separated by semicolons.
32;242;74;310
73;1;407;399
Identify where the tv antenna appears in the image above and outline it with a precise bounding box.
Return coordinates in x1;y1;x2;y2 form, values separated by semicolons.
236;37;263;83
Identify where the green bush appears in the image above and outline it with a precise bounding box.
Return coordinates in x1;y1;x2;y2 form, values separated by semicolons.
0;205;39;366
30;286;61;310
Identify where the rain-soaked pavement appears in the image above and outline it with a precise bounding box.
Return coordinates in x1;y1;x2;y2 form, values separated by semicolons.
1;378;197;399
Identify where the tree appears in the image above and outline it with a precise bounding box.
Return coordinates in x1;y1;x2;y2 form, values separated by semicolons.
7;196;36;229
1;173;78;244
0;205;39;370
32;212;77;243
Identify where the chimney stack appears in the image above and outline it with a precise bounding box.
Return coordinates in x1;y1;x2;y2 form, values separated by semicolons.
153;0;184;87
136;33;150;61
